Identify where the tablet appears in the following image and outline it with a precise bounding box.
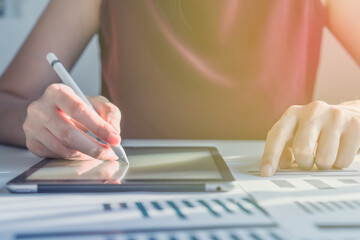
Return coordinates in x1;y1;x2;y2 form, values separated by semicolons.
7;147;236;193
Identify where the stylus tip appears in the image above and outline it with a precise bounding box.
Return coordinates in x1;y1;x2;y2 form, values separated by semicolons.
111;145;129;165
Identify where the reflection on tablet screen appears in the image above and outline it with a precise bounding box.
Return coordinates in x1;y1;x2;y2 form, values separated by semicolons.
26;148;222;181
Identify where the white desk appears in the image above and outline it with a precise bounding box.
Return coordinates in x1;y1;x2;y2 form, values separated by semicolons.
1;140;360;240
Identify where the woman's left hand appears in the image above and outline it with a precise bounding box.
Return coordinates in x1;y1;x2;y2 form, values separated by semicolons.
260;100;360;177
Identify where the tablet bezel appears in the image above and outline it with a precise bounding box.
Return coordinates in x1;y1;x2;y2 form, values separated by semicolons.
7;147;235;185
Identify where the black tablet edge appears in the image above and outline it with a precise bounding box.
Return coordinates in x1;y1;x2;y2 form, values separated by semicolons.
7;146;235;186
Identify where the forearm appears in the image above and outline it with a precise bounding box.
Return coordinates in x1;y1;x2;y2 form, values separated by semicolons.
0;92;30;147
325;0;360;66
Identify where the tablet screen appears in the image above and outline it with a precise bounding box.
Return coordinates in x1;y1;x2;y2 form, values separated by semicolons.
24;147;230;182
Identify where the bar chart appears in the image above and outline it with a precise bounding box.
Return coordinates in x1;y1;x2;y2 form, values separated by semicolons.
99;196;270;224
242;176;360;193
0;193;286;239
290;196;360;237
248;169;360;177
295;199;360;215
15;226;289;240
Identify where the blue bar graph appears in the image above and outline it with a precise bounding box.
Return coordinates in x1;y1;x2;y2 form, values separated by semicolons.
214;199;233;213
151;201;163;210
229;233;241;240
269;232;285;240
249;232;262;240
135;202;149;218
96;195;276;223
243;198;269;216
210;234;220;240
198;200;220;217
99;196;269;221
0;0;4;17
16;225;284;240
182;200;195;208
167;201;186;219
103;203;111;211
228;198;252;215
119;202;128;209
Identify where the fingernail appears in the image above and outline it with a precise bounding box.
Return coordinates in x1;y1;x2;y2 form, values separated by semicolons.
261;164;273;177
108;132;120;145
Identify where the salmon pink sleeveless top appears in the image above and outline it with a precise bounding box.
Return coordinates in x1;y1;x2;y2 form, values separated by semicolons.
99;0;326;139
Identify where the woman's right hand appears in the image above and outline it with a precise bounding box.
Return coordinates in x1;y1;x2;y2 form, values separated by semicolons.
23;83;121;161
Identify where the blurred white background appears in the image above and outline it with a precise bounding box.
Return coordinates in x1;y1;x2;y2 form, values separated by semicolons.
0;0;359;102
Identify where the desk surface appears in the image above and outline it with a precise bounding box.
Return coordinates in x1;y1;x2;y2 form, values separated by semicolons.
1;140;360;240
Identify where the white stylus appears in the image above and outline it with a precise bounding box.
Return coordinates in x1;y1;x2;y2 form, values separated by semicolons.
46;52;129;165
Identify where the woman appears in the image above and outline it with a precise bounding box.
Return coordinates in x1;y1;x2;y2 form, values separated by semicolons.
0;0;359;177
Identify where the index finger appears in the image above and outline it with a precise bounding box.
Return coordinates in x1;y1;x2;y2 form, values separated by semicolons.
261;116;297;177
47;84;120;145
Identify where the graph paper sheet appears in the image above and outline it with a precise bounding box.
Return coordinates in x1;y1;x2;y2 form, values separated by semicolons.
3;155;360;239
230;154;360;239
0;189;292;240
